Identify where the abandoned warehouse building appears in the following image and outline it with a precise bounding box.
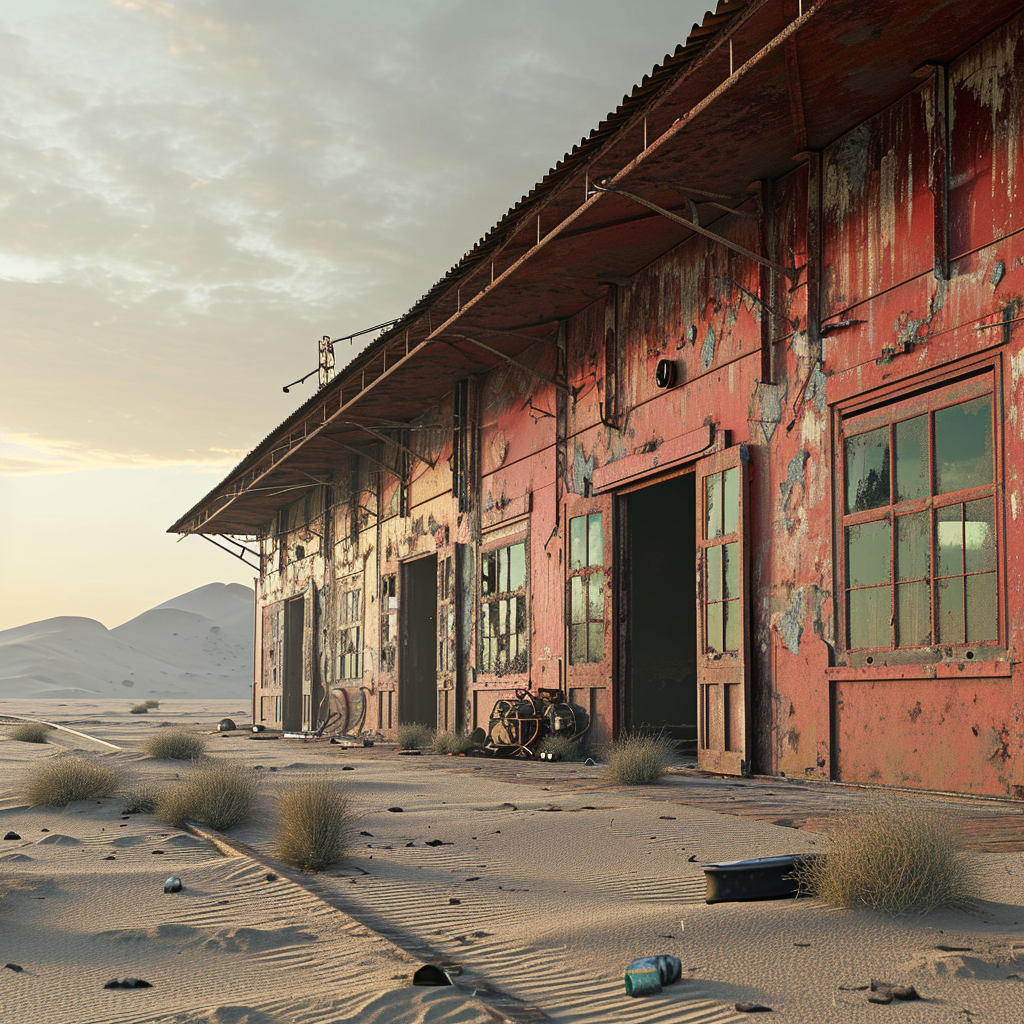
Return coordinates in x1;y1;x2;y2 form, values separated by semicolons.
171;0;1024;799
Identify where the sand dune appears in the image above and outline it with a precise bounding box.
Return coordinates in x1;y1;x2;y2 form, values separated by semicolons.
0;584;254;700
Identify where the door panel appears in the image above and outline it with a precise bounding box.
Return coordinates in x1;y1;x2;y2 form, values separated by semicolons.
696;445;750;775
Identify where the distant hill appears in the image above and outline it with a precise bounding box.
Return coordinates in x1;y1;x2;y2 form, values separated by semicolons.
0;583;254;699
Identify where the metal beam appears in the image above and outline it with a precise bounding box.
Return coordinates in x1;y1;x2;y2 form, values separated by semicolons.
350;422;435;468
317;433;403;480
444;333;569;393
198;533;260;570
592;182;797;282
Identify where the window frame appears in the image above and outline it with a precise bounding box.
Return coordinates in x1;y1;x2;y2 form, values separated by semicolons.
477;523;530;681
337;574;363;681
833;363;1005;664
566;509;607;666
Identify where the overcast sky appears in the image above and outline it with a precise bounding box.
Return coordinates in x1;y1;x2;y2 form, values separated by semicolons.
0;0;710;630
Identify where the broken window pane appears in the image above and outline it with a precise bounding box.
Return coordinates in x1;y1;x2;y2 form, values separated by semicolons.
588;571;604;620
723;542;739;599
723;466;739;535
706;546;722;602
707;602;724;653
847;586;892;649
896;581;931;647
570;576;584;622
846;520;891;588
936;577;965;644
936;504;964;577
845;427;890;513
935;395;993;494
706;472;723;539
724;599;740;652
569;516;586;570
570;625;587;663
965;573;997;642
963;498;995;573
509;543;526;591
498;547;509;592
894;414;929;502
588;514;603;566
588;623;604;661
481;553;496;595
895;511;929;582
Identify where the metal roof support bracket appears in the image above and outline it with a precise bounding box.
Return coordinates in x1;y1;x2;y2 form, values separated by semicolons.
445;333;570;394
197;533;261;570
319;435;404;481
592;182;798;283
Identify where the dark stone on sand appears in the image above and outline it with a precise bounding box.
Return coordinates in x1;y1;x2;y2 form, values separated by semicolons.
3;832;20;841
265;873;278;882
152;850;164;855
359;831;373;837
448;898;461;905
40;828;48;832
413;964;452;987
425;839;451;847
867;992;893;1004
387;807;403;813
105;977;153;989
103;856;116;861
341;766;355;771
164;876;182;893
4;964;23;973
735;1004;772;1013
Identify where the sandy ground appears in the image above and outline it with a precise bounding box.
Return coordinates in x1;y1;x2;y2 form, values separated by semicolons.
1;699;1022;1024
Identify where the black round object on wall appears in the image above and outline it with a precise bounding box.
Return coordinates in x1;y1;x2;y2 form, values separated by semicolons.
655;359;676;389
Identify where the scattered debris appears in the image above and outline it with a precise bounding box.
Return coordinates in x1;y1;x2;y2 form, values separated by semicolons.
869;980;920;1002
265;873;278;882
387;807;403;813
413;964;452;986
151;850;164;855
3;832;20;841
703;854;817;903
735;1003;772;1013
624;954;682;997
103;855;116;861
341;766;355;771
104;978;152;990
217;718;236;732
359;831;374;837
4;964;23;973
449;898;461;905
425;839;451;847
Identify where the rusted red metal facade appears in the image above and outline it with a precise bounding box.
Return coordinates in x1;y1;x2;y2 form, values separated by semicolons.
172;0;1024;798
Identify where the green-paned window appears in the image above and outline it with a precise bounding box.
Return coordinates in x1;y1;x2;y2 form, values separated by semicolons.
567;513;605;664
479;541;528;675
841;383;997;652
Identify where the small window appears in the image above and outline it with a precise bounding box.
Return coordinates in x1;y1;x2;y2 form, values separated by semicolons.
567;513;604;664
704;466;741;653
338;583;362;680
380;575;397;673
480;542;528;674
840;379;997;651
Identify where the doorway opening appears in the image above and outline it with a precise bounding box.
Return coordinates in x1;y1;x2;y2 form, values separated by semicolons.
400;554;438;727
282;595;305;733
625;473;698;752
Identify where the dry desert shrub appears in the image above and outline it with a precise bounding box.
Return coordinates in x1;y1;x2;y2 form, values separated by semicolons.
605;734;676;785
273;777;355;871
121;786;160;814
142;700;160;709
396;722;435;750
434;730;473;755
143;728;207;761
23;755;123;806
157;762;259;831
128;703;150;714
538;735;585;761
9;722;51;744
795;798;979;915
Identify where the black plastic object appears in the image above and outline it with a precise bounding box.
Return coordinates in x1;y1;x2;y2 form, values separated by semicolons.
217;718;236;732
163;876;182;893
104;978;153;989
412;964;452;986
703;855;817;903
624;954;682;997
3;831;20;840
655;358;677;388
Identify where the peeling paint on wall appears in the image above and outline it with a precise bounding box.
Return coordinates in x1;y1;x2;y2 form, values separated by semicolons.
700;325;716;369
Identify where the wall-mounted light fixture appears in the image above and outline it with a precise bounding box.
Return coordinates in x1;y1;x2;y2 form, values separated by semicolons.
655;359;677;389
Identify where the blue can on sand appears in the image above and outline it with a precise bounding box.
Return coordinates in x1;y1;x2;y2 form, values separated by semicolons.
624;954;682;997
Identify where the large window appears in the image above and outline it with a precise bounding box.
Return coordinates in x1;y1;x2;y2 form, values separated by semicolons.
338;581;362;680
703;466;741;653
840;377;998;651
568;513;604;664
480;541;527;674
380;574;397;673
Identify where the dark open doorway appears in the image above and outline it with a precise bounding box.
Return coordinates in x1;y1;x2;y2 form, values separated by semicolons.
282;595;304;733
625;474;698;751
400;554;438;727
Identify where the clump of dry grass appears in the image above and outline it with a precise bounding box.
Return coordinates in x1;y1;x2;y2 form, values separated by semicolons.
143;728;207;761
538;735;585;761
128;702;150;714
23;755;123;807
605;734;676;785
396;722;435;750
273;777;356;871
794;798;979;915
9;722;51;744
434;731;473;755
121;786;159;814
156;762;259;831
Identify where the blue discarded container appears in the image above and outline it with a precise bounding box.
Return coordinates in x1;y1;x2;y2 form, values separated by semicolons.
624;954;682;997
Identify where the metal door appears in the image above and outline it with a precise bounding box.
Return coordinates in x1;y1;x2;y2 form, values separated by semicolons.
696;445;751;775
